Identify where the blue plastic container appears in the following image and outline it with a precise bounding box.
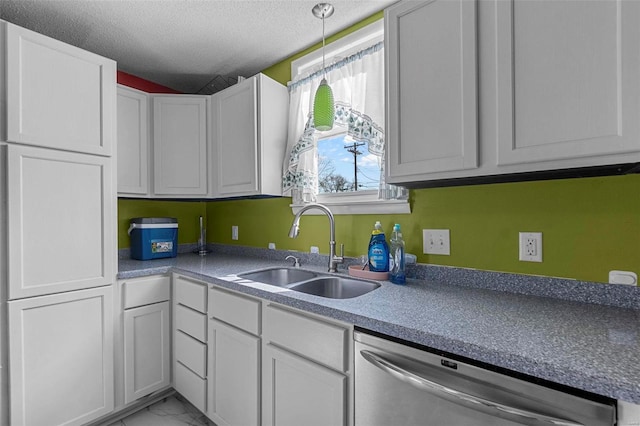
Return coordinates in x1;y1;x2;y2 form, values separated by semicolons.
128;218;178;260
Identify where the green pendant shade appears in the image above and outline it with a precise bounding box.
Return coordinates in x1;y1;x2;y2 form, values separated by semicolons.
313;78;335;131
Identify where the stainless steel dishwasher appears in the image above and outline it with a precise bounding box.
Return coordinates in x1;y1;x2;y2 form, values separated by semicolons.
354;331;616;426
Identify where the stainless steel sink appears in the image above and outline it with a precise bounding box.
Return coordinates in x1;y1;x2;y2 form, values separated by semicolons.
238;268;319;286
238;267;381;299
289;277;381;299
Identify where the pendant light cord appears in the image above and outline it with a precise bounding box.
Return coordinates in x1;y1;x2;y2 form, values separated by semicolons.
322;12;326;79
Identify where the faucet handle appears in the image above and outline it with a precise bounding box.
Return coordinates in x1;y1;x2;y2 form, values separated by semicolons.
335;244;344;263
285;255;301;267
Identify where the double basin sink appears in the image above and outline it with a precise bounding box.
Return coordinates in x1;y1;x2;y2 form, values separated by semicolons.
238;267;380;299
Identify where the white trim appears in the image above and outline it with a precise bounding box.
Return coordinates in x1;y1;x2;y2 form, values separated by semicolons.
291;190;410;215
291;20;384;78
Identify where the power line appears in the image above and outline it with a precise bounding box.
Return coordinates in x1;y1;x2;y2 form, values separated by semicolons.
356;167;379;182
344;142;366;190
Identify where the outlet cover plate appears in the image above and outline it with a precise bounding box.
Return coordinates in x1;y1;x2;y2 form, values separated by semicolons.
423;229;450;255
519;232;542;262
232;226;239;240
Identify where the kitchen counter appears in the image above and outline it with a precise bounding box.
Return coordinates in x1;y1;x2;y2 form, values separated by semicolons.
119;249;640;404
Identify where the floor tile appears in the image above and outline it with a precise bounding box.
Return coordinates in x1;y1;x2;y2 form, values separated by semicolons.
107;395;211;426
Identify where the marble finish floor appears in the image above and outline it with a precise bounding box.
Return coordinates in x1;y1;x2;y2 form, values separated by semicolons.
107;395;212;426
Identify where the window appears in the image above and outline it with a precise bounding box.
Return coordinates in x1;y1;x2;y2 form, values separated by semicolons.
317;132;381;194
283;20;409;215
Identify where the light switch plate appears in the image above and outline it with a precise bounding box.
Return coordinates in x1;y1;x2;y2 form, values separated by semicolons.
423;229;450;255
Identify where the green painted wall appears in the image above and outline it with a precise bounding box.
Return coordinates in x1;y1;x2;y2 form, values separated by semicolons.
206;175;640;284
118;199;206;249
262;11;384;85
118;10;640;284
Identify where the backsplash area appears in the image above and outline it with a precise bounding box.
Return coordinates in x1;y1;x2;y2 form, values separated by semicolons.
118;173;640;284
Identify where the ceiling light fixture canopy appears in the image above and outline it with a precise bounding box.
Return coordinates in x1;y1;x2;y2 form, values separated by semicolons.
312;3;335;131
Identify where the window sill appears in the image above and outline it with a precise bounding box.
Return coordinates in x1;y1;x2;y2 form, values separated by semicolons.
290;191;410;215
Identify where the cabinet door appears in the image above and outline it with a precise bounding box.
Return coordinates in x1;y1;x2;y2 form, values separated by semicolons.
153;96;208;196
123;301;170;404
386;0;477;181
262;344;347;426
208;319;260;426
7;145;114;299
8;286;114;426
117;86;149;195
212;77;259;196
6;22;115;156
495;0;640;166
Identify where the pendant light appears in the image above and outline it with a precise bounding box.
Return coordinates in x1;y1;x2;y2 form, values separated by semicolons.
312;3;335;131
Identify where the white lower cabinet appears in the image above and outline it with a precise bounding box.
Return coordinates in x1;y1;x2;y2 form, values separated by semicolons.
173;274;208;413
207;286;261;426
174;361;207;412
123;301;170;404
262;304;352;426
120;275;171;406
263;344;347;426
7;286;114;426
208;319;260;426
172;274;353;426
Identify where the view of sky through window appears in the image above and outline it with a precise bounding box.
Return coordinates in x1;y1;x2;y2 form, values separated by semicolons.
317;134;381;193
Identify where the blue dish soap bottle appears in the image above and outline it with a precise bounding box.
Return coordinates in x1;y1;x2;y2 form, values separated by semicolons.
368;221;389;272
389;223;406;284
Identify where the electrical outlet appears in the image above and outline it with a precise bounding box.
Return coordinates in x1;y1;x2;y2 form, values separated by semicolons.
519;232;542;262
232;225;239;240
423;229;450;255
609;270;637;285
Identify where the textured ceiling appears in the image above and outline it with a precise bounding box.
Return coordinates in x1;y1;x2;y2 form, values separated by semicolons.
0;0;396;93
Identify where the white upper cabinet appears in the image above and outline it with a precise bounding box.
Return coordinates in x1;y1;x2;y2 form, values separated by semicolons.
211;74;288;198
494;0;640;167
3;21;116;156
117;86;149;195
385;0;478;182
153;95;209;196
385;0;640;185
6;145;114;299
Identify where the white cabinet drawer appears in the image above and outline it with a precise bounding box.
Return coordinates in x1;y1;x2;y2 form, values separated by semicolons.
175;330;207;379
174;275;207;313
263;305;350;373
174;361;206;413
122;275;170;309
209;286;261;335
175;304;207;342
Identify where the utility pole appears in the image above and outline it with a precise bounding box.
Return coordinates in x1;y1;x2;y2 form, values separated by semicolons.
344;142;365;191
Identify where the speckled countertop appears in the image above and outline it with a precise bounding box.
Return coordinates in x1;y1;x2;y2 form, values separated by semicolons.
119;247;640;404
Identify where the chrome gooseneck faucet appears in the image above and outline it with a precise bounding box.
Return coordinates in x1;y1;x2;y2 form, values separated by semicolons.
288;203;344;272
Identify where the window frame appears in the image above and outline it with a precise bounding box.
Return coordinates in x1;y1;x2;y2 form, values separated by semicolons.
290;20;410;215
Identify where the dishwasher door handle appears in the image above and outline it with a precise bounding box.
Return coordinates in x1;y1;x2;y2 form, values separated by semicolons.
360;350;584;426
